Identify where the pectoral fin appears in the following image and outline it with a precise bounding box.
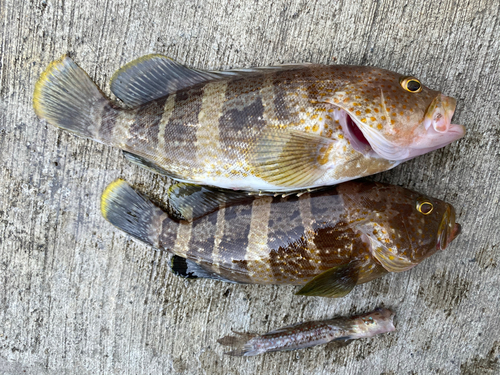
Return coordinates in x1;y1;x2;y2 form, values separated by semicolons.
295;262;360;298
252;130;334;187
371;247;418;272
167;183;253;221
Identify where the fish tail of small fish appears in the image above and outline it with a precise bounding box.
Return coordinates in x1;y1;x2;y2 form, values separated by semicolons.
100;179;167;248
34;55;116;143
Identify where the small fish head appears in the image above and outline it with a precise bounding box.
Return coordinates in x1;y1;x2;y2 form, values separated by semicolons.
327;66;465;161
349;308;396;339
340;182;461;273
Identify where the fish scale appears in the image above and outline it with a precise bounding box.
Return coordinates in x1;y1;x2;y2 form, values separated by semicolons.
34;55;465;193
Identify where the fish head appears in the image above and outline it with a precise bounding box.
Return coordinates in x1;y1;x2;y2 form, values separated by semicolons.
340;181;461;273
349;308;396;339
328;66;465;160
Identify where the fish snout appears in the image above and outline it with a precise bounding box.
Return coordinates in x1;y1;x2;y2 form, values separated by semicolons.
448;223;462;243
426;94;457;133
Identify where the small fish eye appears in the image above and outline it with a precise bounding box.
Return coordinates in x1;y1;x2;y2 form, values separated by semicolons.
416;201;433;215
400;77;422;93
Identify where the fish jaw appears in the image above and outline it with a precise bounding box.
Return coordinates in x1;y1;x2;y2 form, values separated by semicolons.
348;308;396;339
336;93;465;161
437;204;461;250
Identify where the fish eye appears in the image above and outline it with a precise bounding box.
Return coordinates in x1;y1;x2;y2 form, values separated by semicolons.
416;201;433;215
400;77;422;93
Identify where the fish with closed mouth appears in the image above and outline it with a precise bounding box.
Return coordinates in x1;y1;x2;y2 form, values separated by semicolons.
100;179;461;297
33;55;465;193
217;307;395;356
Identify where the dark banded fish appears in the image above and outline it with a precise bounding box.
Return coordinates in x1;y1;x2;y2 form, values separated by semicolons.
218;307;395;356
33;55;465;193
100;179;461;297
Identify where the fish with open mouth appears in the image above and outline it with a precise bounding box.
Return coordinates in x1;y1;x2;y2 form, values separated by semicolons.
34;55;465;193
100;179;461;297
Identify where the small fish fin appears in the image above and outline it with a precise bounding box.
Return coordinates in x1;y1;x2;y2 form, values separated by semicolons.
371;247;418;272
218;331;262;357
110;54;222;106
101;179;165;247
167;183;252;221
295;262;360;298
122;150;180;178
327;338;354;349
34;55;110;139
252;130;334;187
170;255;238;283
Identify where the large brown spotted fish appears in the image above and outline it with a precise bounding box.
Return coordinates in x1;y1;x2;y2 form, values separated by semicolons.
100;179;461;297
34;55;465;193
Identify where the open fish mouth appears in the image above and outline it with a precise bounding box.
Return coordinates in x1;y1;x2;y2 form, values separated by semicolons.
334;94;465;161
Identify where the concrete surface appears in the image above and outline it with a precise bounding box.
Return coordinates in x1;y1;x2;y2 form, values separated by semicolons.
0;0;499;374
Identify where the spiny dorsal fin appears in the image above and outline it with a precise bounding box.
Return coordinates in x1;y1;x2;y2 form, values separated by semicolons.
295;262;360;298
167;183;253;222
252;130;335;187
110;54;221;106
110;54;314;107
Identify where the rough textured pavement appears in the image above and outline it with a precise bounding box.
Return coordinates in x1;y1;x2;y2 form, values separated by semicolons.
0;0;499;374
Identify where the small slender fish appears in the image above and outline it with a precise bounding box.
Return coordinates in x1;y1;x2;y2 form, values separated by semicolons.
218;308;395;356
100;179;461;298
33;55;465;193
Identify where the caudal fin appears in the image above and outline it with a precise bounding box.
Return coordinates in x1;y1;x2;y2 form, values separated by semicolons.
33;55;112;140
101;179;166;248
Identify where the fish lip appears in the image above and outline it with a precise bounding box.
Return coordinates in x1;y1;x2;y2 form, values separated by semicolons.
437;205;461;250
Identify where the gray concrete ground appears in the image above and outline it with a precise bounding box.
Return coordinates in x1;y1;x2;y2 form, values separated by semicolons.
1;0;499;374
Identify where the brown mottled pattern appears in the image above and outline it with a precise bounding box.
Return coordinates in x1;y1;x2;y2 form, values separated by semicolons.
124;97;167;152
97;102;120;143
158;216;178;251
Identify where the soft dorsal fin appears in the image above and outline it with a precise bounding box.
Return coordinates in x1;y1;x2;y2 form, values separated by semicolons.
295;261;361;298
110;54;221;106
166;183;253;222
110;54;313;107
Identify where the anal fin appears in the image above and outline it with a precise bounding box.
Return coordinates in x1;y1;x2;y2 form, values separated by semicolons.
170;256;238;283
296;262;360;298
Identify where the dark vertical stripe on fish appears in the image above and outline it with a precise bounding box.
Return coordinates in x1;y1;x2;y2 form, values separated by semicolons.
98;101;119;143
126;97;167;151
186;210;218;265
219;76;267;158
215;202;253;283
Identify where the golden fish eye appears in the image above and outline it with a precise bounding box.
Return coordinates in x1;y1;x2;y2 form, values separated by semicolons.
416;201;433;215
400;77;422;93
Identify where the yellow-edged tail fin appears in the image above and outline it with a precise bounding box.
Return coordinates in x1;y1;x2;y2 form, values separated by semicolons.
33;55;110;139
101;179;166;247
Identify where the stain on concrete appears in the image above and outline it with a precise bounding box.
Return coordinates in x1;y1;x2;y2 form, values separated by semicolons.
418;270;471;315
460;341;499;374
